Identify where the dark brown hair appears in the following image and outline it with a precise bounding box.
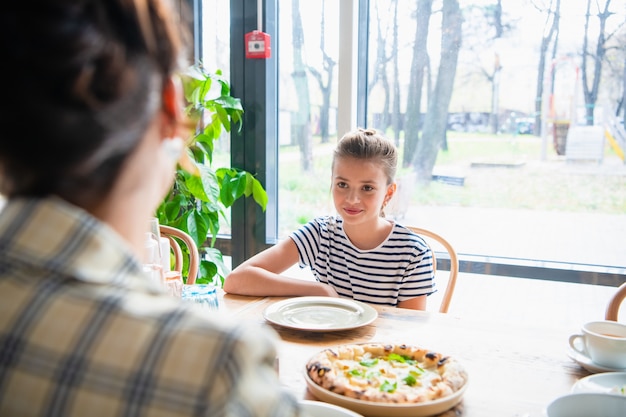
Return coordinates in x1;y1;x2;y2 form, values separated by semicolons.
0;0;191;206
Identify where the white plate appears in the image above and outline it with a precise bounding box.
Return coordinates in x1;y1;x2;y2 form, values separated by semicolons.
300;400;364;417
571;372;626;396
567;347;626;374
263;296;378;331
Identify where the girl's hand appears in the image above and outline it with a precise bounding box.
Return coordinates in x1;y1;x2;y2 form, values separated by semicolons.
319;283;339;297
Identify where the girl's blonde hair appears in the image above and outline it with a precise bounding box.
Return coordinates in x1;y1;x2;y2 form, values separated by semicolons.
332;128;398;185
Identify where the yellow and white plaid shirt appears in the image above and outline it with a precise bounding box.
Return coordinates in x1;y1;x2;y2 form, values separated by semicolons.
0;197;301;417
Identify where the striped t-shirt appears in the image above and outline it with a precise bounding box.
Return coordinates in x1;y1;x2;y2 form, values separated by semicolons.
290;215;435;307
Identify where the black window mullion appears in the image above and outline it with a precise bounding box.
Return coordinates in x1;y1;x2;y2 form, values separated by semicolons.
229;0;278;267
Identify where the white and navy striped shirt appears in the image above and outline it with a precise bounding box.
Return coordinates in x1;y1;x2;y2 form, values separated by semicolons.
290;215;435;307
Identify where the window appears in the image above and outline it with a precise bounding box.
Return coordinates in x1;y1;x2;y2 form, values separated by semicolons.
204;0;626;285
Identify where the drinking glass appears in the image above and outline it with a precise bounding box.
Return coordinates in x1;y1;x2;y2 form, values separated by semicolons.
144;218;165;287
182;284;219;311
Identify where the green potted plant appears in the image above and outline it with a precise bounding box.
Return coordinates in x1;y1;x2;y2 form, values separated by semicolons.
156;64;267;286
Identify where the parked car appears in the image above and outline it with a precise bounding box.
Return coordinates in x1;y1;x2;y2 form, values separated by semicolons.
516;117;535;135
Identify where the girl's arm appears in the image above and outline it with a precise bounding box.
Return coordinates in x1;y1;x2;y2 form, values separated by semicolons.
397;295;427;310
223;238;338;297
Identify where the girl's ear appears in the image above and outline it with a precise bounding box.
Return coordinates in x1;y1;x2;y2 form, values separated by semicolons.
380;182;397;217
382;182;397;208
386;182;397;201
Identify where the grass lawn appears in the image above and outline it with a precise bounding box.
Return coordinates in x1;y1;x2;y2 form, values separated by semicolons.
276;131;626;236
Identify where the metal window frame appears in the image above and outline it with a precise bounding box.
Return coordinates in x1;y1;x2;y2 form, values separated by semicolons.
202;0;625;287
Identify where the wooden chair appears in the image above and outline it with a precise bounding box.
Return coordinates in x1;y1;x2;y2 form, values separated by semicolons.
605;281;626;321
407;226;459;314
159;225;199;284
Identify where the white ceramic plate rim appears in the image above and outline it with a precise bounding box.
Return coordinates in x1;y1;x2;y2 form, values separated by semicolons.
263;296;378;331
567;347;626;373
299;400;364;417
571;372;626;395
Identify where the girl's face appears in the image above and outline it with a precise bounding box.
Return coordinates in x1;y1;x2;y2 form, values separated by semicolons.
331;156;394;226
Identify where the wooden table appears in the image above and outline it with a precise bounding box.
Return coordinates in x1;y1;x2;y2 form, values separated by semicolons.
218;291;595;417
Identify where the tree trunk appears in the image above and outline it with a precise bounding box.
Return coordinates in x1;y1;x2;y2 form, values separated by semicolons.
403;0;432;168
413;0;462;183
391;0;401;146
291;0;313;172
490;53;501;134
308;52;336;145
368;2;393;131
581;0;611;126
489;1;503;134
623;56;626;127
317;0;336;144
534;0;560;137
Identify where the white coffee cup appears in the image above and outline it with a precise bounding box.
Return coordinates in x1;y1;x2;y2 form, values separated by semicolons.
569;320;626;369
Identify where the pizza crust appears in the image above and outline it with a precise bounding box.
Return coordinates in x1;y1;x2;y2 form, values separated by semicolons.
305;343;468;404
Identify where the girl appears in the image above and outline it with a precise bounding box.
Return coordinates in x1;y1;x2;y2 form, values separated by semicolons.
224;128;435;310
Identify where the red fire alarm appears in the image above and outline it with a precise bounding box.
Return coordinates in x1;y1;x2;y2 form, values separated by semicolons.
245;30;271;59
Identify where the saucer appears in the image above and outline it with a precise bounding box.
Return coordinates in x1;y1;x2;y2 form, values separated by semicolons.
572;372;626;395
567;347;626;374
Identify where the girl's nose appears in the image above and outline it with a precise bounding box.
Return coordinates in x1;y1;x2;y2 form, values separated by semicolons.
346;189;360;203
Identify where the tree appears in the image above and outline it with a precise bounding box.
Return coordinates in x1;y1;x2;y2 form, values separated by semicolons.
308;0;336;144
487;0;504;134
291;0;313;172
620;53;626;127
367;1;394;132
403;0;433;168
458;0;508;134
390;0;402;147
533;0;561;136
413;0;463;183
581;0;613;126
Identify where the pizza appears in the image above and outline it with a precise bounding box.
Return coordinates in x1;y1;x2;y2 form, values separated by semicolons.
305;343;468;404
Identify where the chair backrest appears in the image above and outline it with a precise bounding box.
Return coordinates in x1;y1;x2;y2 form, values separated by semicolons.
159;225;199;284
605;282;626;321
407;226;459;314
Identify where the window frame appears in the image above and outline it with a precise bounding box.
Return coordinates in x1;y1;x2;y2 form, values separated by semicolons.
202;0;625;286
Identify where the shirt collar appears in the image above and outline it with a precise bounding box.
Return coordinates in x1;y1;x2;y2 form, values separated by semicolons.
0;196;157;292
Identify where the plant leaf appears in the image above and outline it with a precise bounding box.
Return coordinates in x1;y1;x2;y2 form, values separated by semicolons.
156;64;267;286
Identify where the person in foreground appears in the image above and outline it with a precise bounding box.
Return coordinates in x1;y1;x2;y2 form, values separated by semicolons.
224;128;435;310
0;2;300;416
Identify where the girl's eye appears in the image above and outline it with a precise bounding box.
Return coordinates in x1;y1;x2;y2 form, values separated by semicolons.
362;185;374;192
337;182;348;188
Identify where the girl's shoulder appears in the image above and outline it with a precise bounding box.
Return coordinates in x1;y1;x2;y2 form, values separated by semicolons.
392;221;426;235
293;214;343;236
392;222;412;233
390;222;430;247
307;214;342;229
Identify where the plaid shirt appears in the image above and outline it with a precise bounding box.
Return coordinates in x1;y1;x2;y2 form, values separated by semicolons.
0;197;301;417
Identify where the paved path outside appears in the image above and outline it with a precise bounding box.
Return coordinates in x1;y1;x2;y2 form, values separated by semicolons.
397;205;626;269
390;154;626;270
